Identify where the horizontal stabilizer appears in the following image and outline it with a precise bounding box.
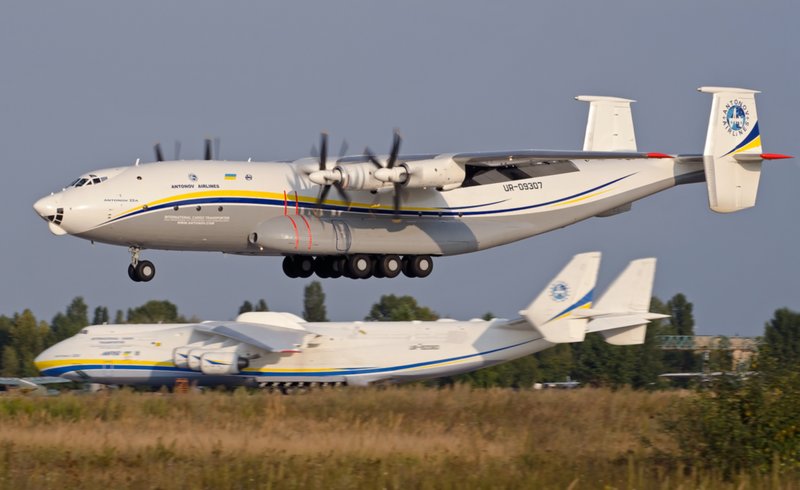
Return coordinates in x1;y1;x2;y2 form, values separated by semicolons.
576;95;637;152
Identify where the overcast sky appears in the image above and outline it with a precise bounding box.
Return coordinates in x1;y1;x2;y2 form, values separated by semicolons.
1;1;797;336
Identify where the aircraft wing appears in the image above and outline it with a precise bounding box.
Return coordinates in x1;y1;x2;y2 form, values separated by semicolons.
194;321;309;352
452;149;653;166
0;376;72;387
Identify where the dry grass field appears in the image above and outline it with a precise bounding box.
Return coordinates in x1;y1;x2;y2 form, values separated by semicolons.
0;386;795;489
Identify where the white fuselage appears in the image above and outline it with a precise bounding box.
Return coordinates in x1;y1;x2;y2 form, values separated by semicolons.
33;154;703;257
34;320;551;387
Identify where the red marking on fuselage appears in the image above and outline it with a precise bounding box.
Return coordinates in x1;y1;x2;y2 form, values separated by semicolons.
283;191;288;216
298;215;312;251
286;215;299;249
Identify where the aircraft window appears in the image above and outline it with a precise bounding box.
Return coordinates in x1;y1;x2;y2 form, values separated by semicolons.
70;175;109;188
462;160;579;187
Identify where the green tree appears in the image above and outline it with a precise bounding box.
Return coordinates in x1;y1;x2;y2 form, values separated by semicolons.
662;293;699;374
238;300;254;315
762;308;800;367
303;282;327;322
365;295;438;321
127;300;183;323
0;345;19;377
51;297;89;342
239;299;269;316
8;310;49;377
114;310;125;324
92;306;109;325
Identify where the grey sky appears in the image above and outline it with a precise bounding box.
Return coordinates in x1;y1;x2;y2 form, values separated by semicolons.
1;1;797;336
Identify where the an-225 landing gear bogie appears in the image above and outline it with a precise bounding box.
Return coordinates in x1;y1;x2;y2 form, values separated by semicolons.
282;254;433;279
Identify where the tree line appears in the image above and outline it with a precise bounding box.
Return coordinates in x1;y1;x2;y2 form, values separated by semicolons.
2;281;799;389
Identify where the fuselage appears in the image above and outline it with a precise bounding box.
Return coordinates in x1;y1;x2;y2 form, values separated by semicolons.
34;320;552;387
33;154;703;257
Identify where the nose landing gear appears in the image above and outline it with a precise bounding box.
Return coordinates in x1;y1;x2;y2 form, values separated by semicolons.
127;247;156;282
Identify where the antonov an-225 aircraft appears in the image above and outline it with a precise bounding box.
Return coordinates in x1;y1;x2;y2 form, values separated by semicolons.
35;252;667;388
33;87;791;282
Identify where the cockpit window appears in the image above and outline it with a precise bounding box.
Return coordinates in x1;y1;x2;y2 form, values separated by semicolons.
69;174;108;188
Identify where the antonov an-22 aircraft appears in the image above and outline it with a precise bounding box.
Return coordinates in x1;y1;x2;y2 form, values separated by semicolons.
33;87;791;282
35;252;667;388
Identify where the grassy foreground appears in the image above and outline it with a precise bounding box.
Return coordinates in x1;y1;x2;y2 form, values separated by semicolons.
0;386;795;489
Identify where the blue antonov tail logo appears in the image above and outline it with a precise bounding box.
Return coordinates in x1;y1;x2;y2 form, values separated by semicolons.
723;100;751;136
550;282;570;302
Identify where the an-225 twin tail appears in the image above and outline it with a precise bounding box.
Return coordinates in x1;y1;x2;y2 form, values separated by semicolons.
33;87;791;282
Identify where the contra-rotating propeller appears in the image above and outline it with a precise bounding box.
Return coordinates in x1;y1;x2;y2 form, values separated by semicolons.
153;139;217;162
314;133;351;211
364;130;404;218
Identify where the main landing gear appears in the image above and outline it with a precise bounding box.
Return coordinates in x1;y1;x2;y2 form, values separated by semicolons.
282;254;433;279
127;247;156;282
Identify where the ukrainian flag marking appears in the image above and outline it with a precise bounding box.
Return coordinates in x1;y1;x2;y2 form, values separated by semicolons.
224;173;237;180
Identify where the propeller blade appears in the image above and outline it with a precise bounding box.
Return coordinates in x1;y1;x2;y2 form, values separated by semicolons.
319;132;328;170
174;140;181;160
387;130;401;169
204;138;213;160
364;147;382;169
334;182;351;206
154;143;164;162
338;139;349;158
317;185;331;208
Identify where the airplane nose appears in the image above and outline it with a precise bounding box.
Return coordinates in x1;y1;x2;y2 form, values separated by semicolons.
33;194;57;219
33;348;51;374
34;194;69;235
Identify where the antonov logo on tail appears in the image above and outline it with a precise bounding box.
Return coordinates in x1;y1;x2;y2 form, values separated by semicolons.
723;100;749;135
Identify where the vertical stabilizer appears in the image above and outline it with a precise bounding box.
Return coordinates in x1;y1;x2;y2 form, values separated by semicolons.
576;96;637;151
698;87;763;213
593;258;657;346
520;252;600;343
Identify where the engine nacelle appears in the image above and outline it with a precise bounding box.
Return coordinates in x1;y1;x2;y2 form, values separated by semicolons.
187;348;209;371
172;346;192;369
402;159;465;190
200;351;249;375
337;162;388;191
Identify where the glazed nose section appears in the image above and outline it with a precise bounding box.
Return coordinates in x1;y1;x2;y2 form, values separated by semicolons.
33;194;68;235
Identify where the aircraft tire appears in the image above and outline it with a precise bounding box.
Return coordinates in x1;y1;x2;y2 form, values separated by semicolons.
136;260;156;282
282;256;299;278
313;256;332;278
401;256;417;278
295;255;314;278
377;255;402;278
347;254;372;279
329;256;345;278
404;255;433;278
128;264;142;282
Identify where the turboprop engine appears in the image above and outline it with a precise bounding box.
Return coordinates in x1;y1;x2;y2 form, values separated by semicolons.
374;159;465;191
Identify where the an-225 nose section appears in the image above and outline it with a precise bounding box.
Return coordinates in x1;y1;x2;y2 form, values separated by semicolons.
33;195;68;236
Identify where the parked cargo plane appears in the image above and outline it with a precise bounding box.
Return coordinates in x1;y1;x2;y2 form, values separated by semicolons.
33;87;790;281
35;253;667;388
